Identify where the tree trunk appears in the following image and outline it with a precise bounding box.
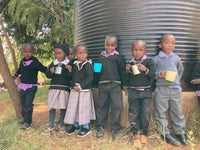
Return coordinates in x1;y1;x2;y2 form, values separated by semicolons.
0;17;20;85
0;38;22;118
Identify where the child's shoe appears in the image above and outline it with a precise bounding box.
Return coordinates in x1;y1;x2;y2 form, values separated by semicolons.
112;130;119;140
78;128;91;137
96;126;104;138
133;134;142;149
21;123;31;130
58;126;65;133
55;119;60;124
18;120;25;125
140;134;147;144
66;126;79;135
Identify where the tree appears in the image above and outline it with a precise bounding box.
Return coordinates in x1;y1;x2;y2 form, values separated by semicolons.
0;38;22;118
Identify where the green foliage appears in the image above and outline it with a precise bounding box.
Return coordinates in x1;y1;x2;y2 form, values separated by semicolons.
1;0;74;60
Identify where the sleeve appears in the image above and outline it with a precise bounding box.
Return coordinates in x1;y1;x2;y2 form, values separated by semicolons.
45;62;54;79
119;54;126;87
123;63;130;87
190;63;200;81
79;63;94;89
177;57;184;80
36;60;47;73
14;61;22;76
145;59;156;80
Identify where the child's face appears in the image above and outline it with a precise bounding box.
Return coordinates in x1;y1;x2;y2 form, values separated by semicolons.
105;37;118;54
68;48;75;61
159;35;176;55
22;47;34;60
75;46;88;62
55;48;66;62
132;42;146;61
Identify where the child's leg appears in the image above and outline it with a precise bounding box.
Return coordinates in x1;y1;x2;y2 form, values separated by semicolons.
168;88;186;134
59;109;66;127
109;83;122;131
96;84;110;128
49;109;56;128
20;90;26;120
23;86;37;125
128;89;141;135
198;96;200;103
140;91;152;135
154;86;170;135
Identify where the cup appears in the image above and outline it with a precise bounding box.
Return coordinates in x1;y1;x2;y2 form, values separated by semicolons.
132;65;140;75
94;63;102;73
165;71;177;82
55;66;62;74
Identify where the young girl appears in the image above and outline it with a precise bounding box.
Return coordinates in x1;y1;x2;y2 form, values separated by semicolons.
45;43;72;133
64;44;96;137
153;34;189;146
124;40;155;148
14;43;47;129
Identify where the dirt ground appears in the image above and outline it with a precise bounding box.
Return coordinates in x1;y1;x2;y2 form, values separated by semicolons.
0;101;200;150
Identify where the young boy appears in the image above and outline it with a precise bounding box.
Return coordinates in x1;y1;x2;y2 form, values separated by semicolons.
96;34;125;140
153;34;189;146
124;40;155;148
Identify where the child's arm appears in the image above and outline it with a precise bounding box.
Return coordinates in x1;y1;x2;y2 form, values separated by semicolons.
123;63;131;95
177;58;184;80
191;63;200;84
45;63;54;78
36;59;47;73
138;59;156;79
119;54;126;87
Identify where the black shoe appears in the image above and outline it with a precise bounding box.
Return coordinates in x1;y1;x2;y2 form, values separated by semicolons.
21;123;31;129
18;120;25;125
176;134;190;146
96;126;104;138
78;128;91;137
66;126;79;135
161;134;180;146
112;130;119;140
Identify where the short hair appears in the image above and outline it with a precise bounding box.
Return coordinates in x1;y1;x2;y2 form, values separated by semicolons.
74;44;87;53
132;40;146;49
105;34;118;44
22;43;34;52
160;34;175;42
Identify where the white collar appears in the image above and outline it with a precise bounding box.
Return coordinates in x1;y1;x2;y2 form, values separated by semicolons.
53;58;69;65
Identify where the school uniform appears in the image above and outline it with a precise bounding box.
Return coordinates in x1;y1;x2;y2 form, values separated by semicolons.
124;55;155;135
46;58;72;128
15;56;47;125
96;50;125;131
153;51;186;135
64;60;96;125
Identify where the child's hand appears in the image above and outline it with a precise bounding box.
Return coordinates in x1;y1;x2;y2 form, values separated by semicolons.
74;86;80;91
126;64;131;71
159;71;167;78
123;87;128;95
66;65;72;72
12;74;17;79
50;67;55;74
138;64;147;72
192;79;200;84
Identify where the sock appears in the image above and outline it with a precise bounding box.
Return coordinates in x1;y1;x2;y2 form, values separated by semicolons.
83;124;89;129
74;122;79;128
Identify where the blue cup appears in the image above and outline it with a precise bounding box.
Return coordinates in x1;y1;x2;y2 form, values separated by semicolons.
94;63;102;73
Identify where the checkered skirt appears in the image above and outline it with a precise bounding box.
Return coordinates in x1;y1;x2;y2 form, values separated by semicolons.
64;89;96;125
47;89;69;110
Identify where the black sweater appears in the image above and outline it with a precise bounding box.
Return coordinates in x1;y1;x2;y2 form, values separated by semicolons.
45;61;72;91
71;60;93;89
191;63;200;90
124;58;155;89
98;53;125;85
15;56;47;84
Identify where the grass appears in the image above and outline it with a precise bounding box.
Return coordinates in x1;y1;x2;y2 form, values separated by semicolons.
0;86;200;150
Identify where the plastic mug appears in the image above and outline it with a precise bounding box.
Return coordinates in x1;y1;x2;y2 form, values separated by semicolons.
132;65;140;75
94;63;102;73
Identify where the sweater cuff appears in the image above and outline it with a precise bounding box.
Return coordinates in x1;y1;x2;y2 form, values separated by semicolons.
14;73;19;77
145;68;149;75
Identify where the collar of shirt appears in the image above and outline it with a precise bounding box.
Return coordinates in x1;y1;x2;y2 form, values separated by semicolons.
101;50;119;56
24;60;33;66
53;58;69;65
129;55;147;63
159;51;174;59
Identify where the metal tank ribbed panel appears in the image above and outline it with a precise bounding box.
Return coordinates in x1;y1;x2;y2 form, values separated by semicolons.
74;0;200;91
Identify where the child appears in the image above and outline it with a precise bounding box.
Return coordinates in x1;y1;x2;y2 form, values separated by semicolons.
123;40;155;148
55;46;75;125
96;34;125;140
190;63;200;103
153;34;189;146
64;44;96;137
45;43;72;133
14;43;47;129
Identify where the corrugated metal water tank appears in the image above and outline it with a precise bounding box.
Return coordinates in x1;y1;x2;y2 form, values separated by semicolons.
74;0;200;91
